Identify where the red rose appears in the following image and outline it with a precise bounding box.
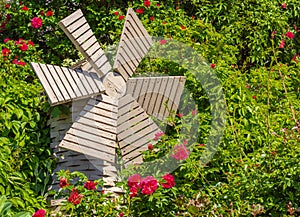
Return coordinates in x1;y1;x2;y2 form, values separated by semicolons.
170;144;190;160
144;1;151;7
286;31;294;39
118;15;125;20
279;40;285;48
210;63;216;68
68;188;83;205
177;113;183;118
21;6;28;11
156;3;161;7
129;186;139;198
59;177;68;188
148;144;153;150
281;2;286;9
31;17;42;28
2;48;10;57
40;10;44;16
32;209;46;217
84;180;97;190
119;212;125;217
252;95;257;99
162;21;167;25
4;38;10;43
161;173;176;188
5;4;10;9
292;54;299;62
114;11;119;15
181;25;186;30
27;40;34;46
198;143;205;147
140;176;158;195
19;43;28;51
17;61;26;66
128;174;142;188
46;10;53;17
192;109;197;116
136;8;144;14
159;39;167;45
150;16;154;21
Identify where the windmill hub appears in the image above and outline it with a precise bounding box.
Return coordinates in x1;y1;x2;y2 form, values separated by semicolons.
103;71;127;99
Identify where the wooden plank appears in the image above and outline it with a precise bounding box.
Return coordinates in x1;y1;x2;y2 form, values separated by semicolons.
170;76;186;113
39;63;65;103
81;70;98;94
84;104;117;120
117;104;144;126
122;128;160;154
117;111;148;133
59;10;112;76
65;127;116;148
161;77;174;118
58;9;83;27
126;78;137;95
53;65;77;99
117;95;139;118
141;77;156;114
58;67;82;98
136;78;150;106
66;16;87;33
165;77;180;114
47;64;72;101
118;122;159;148
81;36;97;51
152;77;168;120
131;77;143;100
76;116;117;134
126;21;150;54
89;72;105;92
65;67;88;96
147;78;162;115
118;115;154;139
59;140;115;163
72;22;90;39
30;62;59;104
77;29;94;45
64;132;116;152
113;8;152;80
86;42;101;57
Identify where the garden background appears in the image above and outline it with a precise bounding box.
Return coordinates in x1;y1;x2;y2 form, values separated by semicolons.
0;0;300;216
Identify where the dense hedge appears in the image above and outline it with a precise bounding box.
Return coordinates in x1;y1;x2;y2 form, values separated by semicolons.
1;0;300;216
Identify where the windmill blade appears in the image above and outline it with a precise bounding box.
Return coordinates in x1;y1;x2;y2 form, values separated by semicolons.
58;94;118;162
113;8;153;81
30;62;104;106
117;94;161;166
58;9;111;77
126;76;186;121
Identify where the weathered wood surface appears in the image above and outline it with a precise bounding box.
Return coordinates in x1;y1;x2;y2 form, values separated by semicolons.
58;95;118;163
126;76;186;121
49;103;118;190
117;94;160;166
30;63;104;106
58;9;111;76
113;8;153;81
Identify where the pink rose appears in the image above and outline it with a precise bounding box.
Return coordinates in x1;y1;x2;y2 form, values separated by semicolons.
140;176;158;195
161;173;176;188
286;31;294;39
170;144;190;160
31;17;42;28
32;209;46;217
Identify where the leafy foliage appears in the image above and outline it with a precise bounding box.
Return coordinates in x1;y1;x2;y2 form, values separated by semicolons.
0;0;300;216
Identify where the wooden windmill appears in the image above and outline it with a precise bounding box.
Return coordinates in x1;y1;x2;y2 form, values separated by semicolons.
30;8;186;190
